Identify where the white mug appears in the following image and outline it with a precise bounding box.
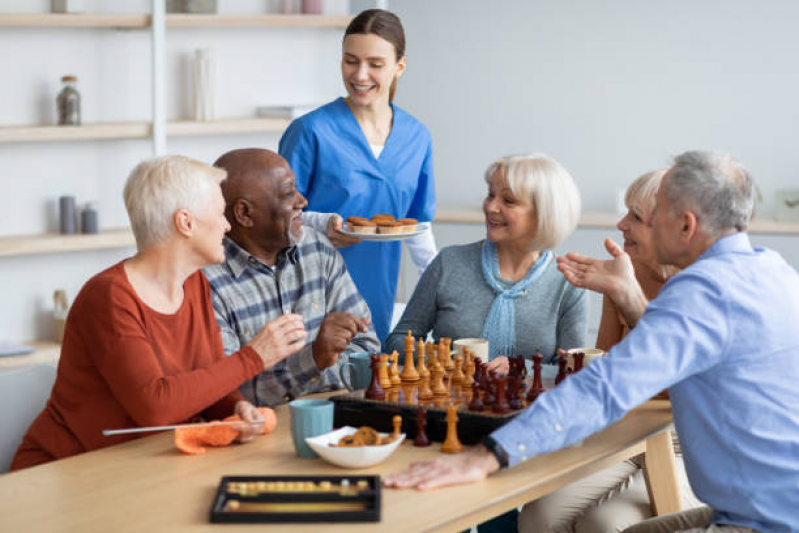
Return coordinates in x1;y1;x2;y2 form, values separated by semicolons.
566;348;606;368
453;338;489;361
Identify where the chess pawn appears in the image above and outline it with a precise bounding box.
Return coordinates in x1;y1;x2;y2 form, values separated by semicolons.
526;352;545;403
468;380;484;411
462;348;475;389
431;366;448;396
401;340;421;382
417;377;433;401
508;374;524;410
413;408;431;447
440;403;464;454
392;415;403;440
555;353;568;385
416;341;430;379
389;351;402;387
365;354;386;400
379;353;392;389
451;354;464;384
492;375;510;414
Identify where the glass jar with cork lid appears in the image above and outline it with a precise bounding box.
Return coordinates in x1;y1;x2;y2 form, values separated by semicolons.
57;75;81;126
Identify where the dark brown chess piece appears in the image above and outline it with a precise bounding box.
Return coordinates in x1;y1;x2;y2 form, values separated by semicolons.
572;351;585;373
468;380;483;411
365;354;386;400
413;407;431;447
555;353;568;385
483;370;496;406
508;374;524;410
525;352;545;403
492;375;510;414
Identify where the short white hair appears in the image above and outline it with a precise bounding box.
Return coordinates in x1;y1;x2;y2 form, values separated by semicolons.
484;154;581;250
123;155;226;250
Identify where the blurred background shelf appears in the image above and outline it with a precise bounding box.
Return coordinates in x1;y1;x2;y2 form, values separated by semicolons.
0;340;60;369
0;229;135;258
0;13;351;29
0;13;150;28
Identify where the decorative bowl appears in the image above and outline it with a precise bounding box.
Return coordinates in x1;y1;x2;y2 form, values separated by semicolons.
305;426;405;469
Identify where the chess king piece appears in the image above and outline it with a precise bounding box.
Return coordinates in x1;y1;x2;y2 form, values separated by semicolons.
413;407;431;447
365;354;386;400
440;403;464;453
379;353;392;389
389;351;402;386
526;352;545;403
417;340;430;379
400;339;421;382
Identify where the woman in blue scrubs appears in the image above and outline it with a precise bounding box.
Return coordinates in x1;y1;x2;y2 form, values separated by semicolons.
279;9;436;344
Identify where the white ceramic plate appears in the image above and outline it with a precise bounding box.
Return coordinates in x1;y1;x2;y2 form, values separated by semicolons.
305;426;405;469
338;222;430;241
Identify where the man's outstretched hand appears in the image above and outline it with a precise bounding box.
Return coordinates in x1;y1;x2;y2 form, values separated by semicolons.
383;447;500;491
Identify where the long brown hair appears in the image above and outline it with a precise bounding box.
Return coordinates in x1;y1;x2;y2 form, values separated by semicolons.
344;9;406;102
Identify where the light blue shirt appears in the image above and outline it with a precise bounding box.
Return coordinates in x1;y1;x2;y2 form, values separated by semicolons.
492;233;799;532
279;97;436;344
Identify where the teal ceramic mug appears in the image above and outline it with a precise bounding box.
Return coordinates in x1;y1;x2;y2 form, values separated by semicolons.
289;399;334;458
339;352;372;391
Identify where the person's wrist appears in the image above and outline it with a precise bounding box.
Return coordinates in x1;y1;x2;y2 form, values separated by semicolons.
480;435;509;470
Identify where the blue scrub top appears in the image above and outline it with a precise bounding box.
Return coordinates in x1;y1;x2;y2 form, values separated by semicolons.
279;97;436;344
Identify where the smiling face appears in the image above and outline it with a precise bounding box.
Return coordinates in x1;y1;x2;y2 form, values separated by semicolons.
194;184;231;266
651;173;685;267
254;162;308;251
483;170;537;248
341;33;405;108
617;206;657;267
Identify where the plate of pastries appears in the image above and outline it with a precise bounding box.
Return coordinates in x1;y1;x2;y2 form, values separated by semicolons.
341;214;429;241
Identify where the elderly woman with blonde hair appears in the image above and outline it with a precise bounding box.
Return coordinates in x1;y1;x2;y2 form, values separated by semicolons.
518;169;700;533
385;153;587;370
11;156;307;471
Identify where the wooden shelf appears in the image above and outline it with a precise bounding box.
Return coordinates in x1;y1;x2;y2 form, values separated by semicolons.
167;117;290;136
0;122;150;143
435;207;799;235
0;13;351;29
0;13;150;28
0;341;60;369
165;14;352;28
0;228;135;258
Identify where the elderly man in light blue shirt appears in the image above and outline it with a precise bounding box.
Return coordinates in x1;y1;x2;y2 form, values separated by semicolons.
385;150;799;533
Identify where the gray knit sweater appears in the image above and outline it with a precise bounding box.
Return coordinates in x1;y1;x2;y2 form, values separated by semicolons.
385;241;587;364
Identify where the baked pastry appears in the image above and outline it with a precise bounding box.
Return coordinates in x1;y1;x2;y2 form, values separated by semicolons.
371;214;396;223
397;218;418;233
346;216;377;234
377;221;404;234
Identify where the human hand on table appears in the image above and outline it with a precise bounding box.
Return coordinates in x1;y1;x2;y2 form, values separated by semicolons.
383;446;500;491
485;356;509;375
327;214;362;248
232;401;265;443
247;313;307;369
313;313;370;370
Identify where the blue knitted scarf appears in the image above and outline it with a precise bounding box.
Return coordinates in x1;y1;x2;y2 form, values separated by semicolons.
480;240;552;360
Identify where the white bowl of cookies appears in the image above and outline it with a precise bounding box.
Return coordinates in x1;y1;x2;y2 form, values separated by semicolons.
305;426;405;469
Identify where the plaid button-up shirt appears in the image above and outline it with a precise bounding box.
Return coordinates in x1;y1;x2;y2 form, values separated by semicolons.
203;230;380;407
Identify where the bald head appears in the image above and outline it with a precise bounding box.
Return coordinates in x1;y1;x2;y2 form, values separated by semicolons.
214;148;290;208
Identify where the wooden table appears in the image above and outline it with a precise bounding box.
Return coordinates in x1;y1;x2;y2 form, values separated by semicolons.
0;399;679;532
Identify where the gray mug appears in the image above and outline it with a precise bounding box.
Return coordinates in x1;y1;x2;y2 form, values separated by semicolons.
339;352;372;391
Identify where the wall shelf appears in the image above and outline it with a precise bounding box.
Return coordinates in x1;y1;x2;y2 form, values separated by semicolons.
0;228;135;258
0;340;60;369
167;117;290;136
435;207;799;236
0;13;351;29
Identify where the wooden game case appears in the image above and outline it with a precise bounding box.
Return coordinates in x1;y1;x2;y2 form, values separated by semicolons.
209;475;381;523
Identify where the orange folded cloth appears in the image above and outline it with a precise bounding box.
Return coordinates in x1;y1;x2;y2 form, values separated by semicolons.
175;407;277;455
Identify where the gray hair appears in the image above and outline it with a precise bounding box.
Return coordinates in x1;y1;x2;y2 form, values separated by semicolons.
484;154;581;250
663;151;755;236
123;155;226;250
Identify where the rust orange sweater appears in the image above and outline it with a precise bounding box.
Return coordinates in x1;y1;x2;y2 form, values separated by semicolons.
11;262;264;471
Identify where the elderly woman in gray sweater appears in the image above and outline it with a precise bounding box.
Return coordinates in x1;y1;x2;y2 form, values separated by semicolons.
385;154;586;372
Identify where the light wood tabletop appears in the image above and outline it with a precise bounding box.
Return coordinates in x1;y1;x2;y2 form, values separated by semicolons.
0;398;678;532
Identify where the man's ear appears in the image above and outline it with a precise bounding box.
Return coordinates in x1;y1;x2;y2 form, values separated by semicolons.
174;208;193;238
233;199;254;227
681;210;699;242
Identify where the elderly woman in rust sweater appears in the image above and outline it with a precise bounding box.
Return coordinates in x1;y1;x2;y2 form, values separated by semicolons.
11;156;307;470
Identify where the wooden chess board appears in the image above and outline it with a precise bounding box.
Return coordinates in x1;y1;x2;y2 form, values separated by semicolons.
331;377;555;445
